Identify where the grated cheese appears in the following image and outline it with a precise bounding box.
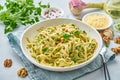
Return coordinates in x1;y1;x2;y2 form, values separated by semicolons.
84;14;108;29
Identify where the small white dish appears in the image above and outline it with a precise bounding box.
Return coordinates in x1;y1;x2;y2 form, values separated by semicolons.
41;7;64;19
82;12;113;30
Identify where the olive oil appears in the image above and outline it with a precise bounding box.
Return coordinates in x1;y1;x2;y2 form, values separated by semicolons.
104;0;120;18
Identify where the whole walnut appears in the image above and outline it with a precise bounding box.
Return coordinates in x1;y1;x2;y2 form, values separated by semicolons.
4;59;12;67
17;68;28;77
114;37;120;44
111;46;120;54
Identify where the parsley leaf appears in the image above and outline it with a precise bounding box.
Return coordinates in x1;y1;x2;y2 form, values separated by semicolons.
39;1;50;8
0;0;50;34
42;48;48;52
74;30;81;37
74;30;86;37
63;33;71;39
0;5;3;10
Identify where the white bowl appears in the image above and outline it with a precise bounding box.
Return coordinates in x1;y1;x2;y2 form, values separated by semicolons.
41;7;64;19
20;18;102;72
82;12;113;30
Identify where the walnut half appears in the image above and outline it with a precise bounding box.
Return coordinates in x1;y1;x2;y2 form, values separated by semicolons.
111;46;120;54
17;68;28;77
4;59;12;67
114;37;120;44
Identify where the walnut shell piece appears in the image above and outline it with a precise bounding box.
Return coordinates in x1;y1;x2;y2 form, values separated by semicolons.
76;17;82;21
114;37;120;44
111;46;120;54
98;28;114;47
4;59;12;67
17;68;28;77
103;36;110;45
103;28;114;40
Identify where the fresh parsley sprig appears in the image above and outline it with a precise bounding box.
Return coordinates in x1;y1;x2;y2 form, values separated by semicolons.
0;0;50;33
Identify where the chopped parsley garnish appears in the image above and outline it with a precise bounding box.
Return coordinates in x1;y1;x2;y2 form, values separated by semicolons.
70;55;78;62
42;48;48;52
63;33;71;39
74;30;82;37
74;30;87;37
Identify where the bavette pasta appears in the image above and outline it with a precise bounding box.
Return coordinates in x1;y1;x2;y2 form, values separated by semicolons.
26;24;97;67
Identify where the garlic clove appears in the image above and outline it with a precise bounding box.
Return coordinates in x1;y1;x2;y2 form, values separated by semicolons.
69;0;87;16
69;2;81;16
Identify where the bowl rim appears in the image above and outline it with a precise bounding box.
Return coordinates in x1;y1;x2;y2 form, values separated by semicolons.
20;18;103;72
82;12;113;30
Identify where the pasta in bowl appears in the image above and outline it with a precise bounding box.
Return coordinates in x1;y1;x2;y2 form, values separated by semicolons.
20;18;102;71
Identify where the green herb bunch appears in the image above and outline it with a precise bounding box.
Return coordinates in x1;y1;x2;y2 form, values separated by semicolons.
0;0;50;33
